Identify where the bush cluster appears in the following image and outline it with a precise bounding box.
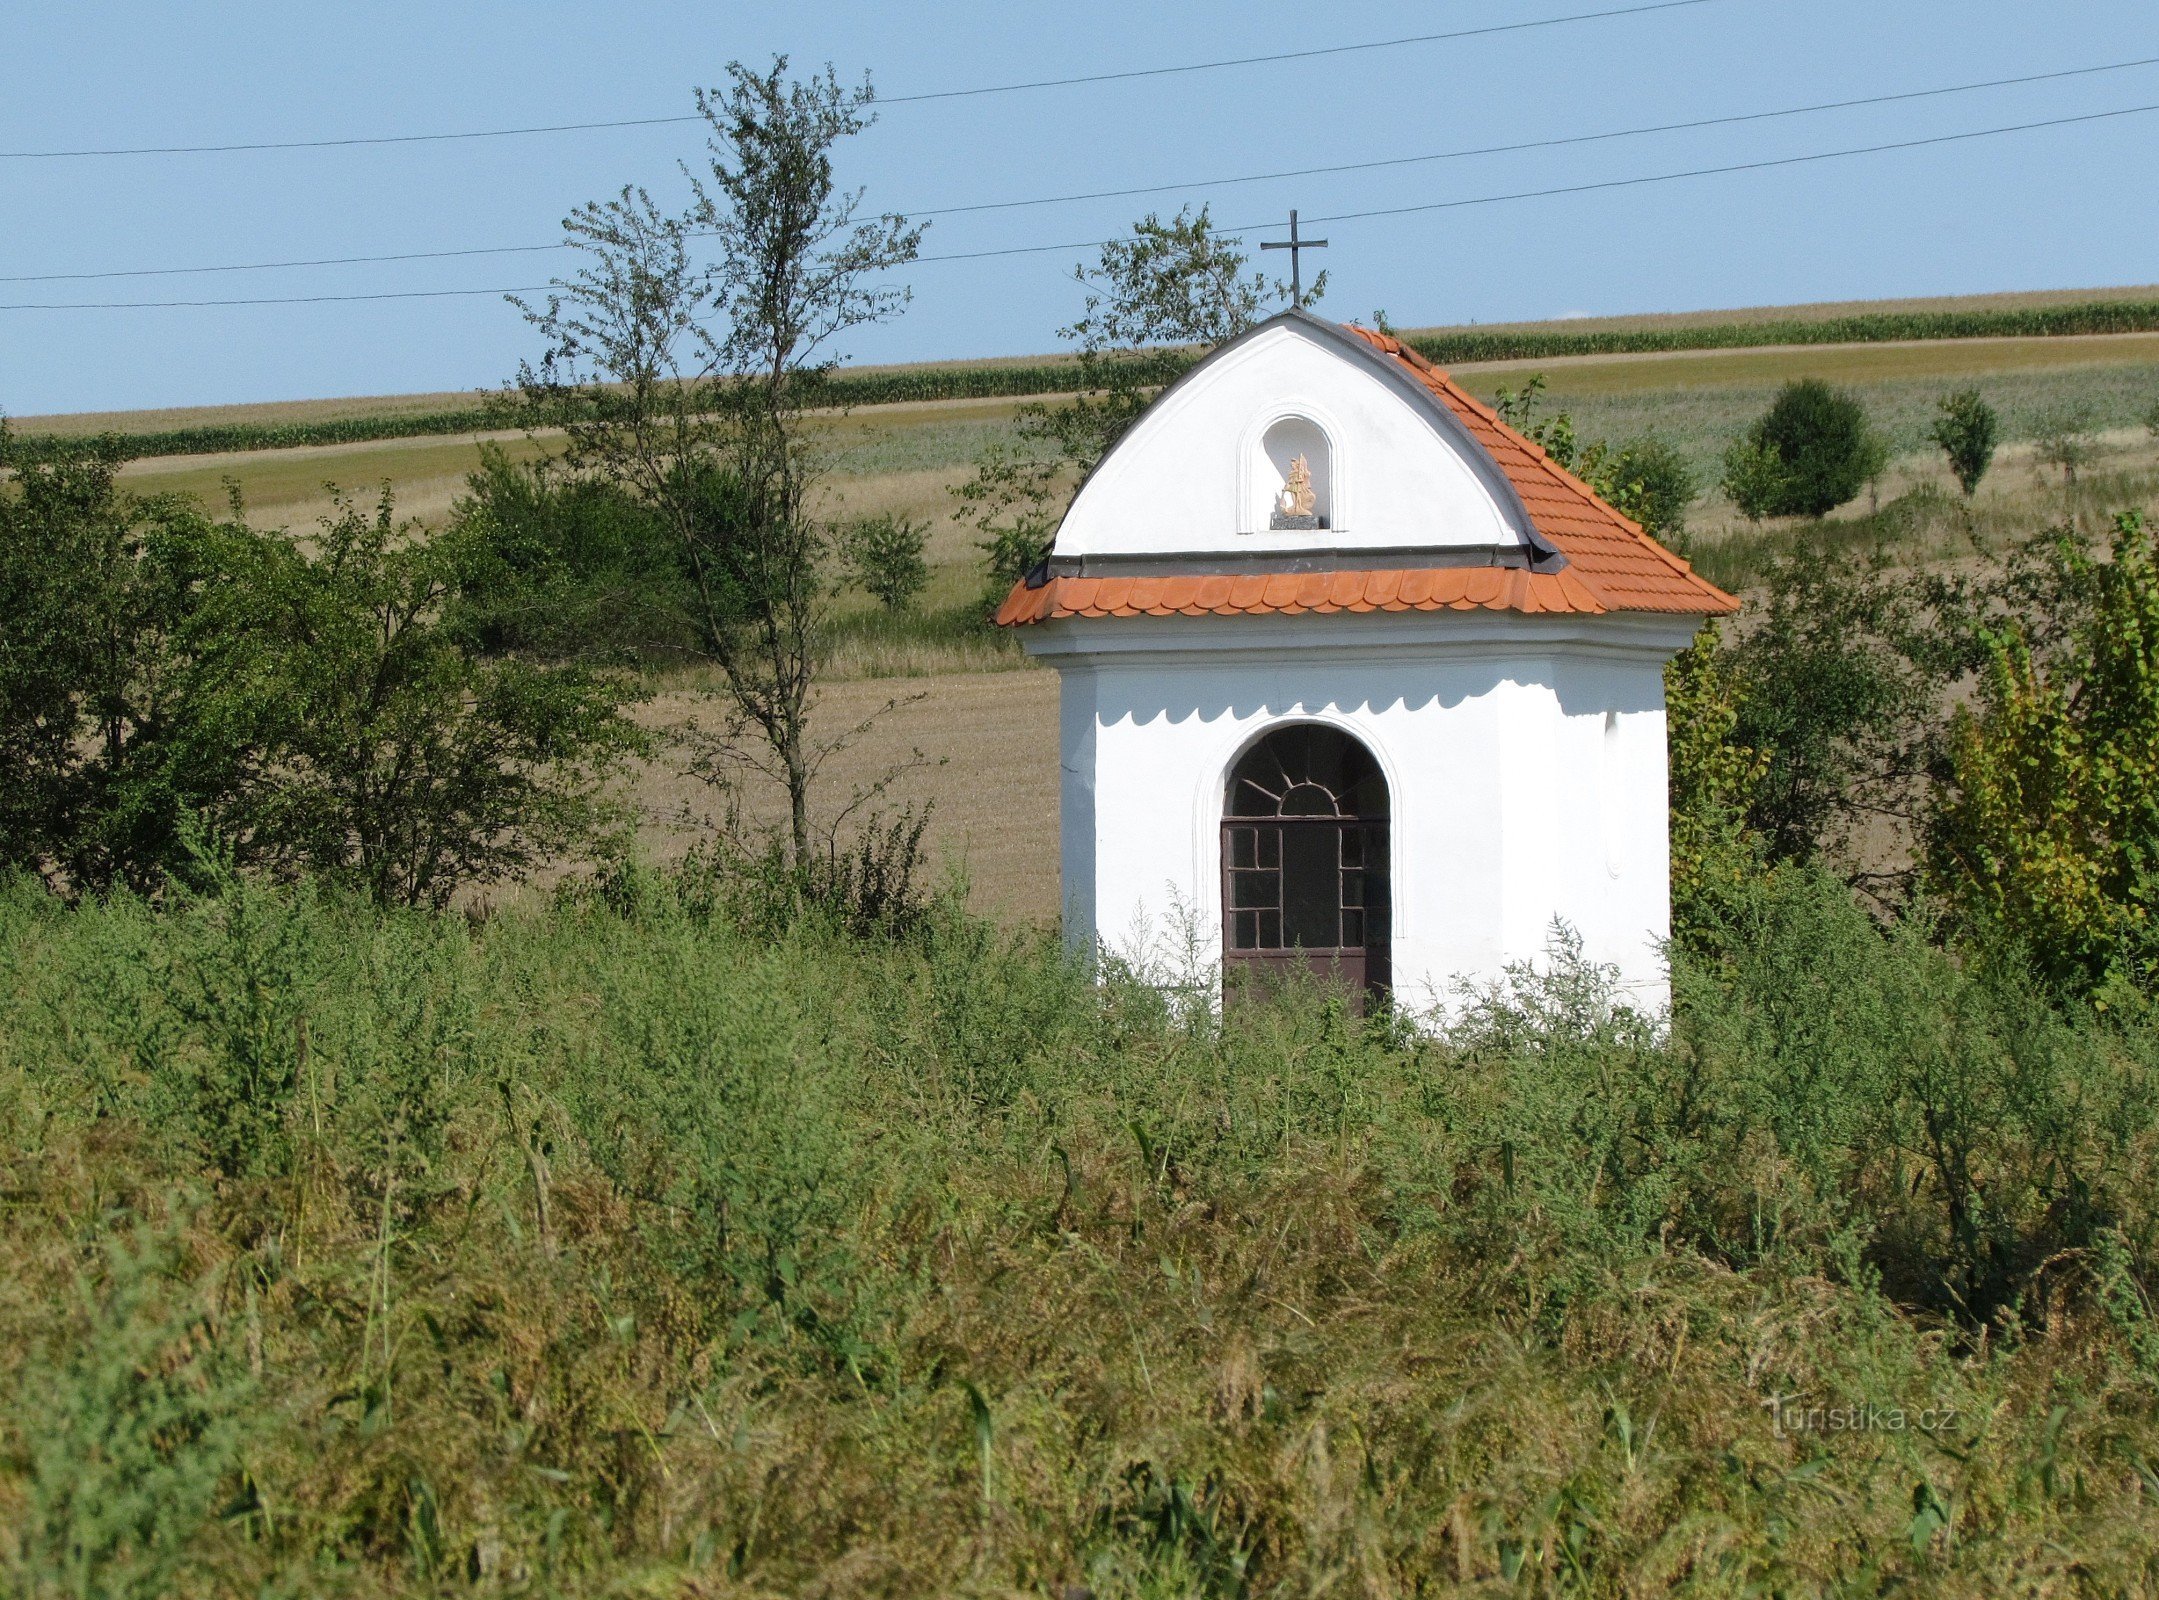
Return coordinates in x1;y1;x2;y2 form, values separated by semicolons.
0;439;644;904
1;858;2157;1592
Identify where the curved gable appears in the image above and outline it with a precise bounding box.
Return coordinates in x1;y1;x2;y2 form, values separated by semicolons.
1053;311;1545;561
997;314;1738;627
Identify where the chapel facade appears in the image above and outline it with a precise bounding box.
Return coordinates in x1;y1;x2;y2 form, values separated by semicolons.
995;310;1737;1013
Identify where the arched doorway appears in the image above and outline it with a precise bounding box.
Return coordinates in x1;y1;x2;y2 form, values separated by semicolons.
1221;724;1391;1008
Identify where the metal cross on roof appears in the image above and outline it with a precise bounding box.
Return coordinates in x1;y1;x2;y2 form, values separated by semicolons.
1261;209;1328;309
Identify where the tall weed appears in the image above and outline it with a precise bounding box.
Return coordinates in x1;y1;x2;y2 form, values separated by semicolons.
1;867;2156;1591
6;1214;251;1600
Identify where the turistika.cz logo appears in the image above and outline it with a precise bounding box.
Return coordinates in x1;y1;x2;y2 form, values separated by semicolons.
1763;1393;1959;1439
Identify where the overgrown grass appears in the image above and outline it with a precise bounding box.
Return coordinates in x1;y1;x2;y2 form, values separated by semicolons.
2;864;2157;1594
1688;456;2159;592
820;597;1026;681
1530;358;2159;482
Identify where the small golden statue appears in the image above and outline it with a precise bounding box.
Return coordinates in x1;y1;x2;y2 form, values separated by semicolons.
1277;454;1316;518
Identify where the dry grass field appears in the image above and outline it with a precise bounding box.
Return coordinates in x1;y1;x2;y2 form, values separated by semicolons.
36;311;2159;923
628;669;1063;923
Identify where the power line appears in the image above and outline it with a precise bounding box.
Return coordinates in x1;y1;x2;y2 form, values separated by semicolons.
7;55;2153;286
0;1;1713;160
905;99;2159;261
4;100;2153;309
0;284;562;310
0;241;565;285
878;0;1716;104
921;54;2159;217
1297;100;2159;230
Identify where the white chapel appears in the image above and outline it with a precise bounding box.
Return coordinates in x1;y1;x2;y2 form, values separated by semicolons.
995;309;1737;1013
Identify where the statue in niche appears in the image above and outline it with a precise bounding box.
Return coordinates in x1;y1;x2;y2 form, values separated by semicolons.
1270;452;1325;529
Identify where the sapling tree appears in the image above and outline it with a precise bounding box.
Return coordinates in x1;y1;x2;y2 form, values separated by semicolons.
2032;404;2099;489
841;512;929;611
961;205;1305;600
510;59;922;869
1928;389;1999;497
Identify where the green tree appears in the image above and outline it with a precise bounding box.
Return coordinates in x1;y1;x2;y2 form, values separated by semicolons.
2032;404;2100;489
961;205;1302;600
841;512;929;612
511;60;921;868
1928;388;1999;497
188;490;644;907
1929;511;2159;994
1664;623;1768;959
0;434;236;893
1720;378;1887;519
1489;375;1696;539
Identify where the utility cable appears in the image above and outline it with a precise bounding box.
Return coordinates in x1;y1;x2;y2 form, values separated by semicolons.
0;1;1714;159
3;100;2152;308
4;54;2151;286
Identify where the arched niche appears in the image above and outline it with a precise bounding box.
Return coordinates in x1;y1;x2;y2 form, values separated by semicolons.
1219;722;1391;1008
1250;413;1335;531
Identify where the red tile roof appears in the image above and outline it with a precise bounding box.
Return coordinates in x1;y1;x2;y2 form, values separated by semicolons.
994;320;1737;627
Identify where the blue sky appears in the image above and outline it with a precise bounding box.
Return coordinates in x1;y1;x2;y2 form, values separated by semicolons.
4;1;2156;416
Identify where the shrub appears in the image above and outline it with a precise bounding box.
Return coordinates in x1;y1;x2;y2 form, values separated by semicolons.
1488;378;1694;538
1929;388;1999;496
1930;511;2159;994
1718;433;1788;522
444;446;692;659
2032;404;2101;487
0;441;225;893
0;453;645;904
1721;378;1887;518
1722;549;1938;872
841;512;930;612
1663;624;1767;957
185;490;647;907
158;869;318;1179
12;1218;252;1600
1598;434;1697;539
676;804;934;942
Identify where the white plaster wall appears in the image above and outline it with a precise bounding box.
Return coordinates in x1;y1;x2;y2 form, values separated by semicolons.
1055;320;1539;559
1025;614;1688;1017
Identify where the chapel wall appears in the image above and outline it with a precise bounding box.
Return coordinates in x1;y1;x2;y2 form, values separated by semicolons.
1065;645;1674;1017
